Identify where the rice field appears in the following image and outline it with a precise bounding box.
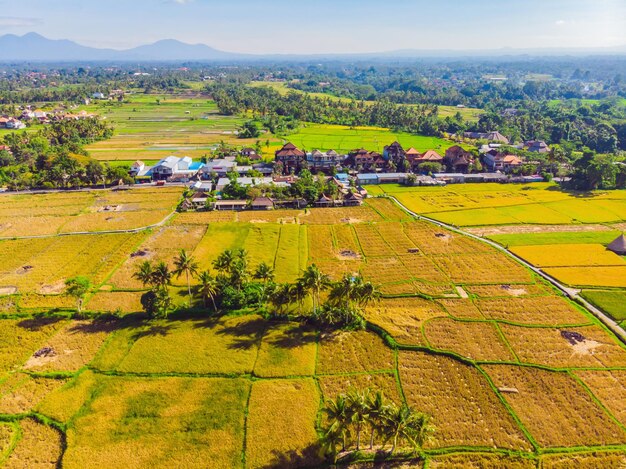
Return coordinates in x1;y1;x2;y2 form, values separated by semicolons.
2;188;626;467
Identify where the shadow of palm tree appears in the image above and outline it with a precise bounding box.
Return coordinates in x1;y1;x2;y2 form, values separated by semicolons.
17;316;64;331
265;323;317;349
215;316;267;350
131;323;174;340
261;442;323;469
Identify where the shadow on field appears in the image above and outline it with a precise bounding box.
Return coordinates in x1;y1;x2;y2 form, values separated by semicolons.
131;323;174;340
213;317;267;350
17;316;64;331
261;443;323;469
545;185;602;198
265;324;317;349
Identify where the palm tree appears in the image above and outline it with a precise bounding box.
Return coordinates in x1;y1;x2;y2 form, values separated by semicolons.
133;261;154;287
213;249;235;274
253;262;275;302
347;388;371;451
173;249;199;300
268;283;292;316
197;270;219;311
323;395;352;453
253;262;274;284
367;391;389;450
328;274;360;309
151;261;172;292
290;281;308;311
298;264;331;314
355;280;381;309
386;404;434;455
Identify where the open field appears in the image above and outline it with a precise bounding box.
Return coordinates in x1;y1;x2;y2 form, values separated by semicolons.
80;91;462;163
1;189;626;466
372;183;626;227
248;81;485;122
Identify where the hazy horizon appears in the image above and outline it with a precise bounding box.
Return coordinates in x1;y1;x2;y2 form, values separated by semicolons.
0;0;624;55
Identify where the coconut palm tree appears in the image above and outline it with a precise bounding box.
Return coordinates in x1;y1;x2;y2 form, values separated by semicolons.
268;283;292;316
133;260;154;287
151;261;172;292
367;390;389;450
355;280;381;309
298;264;331;314
253;262;275;302
323;394;352;453
197;270;219;311
173;249;199;300
253;262;274;284
213;249;235;274
328;274;360;309
347;388;371;451
385;404;434;455
290;281;308;312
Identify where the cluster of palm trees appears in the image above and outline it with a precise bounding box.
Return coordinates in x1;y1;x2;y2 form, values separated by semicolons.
132;248;380;329
268;264;380;329
133;250;203;318
322;389;434;463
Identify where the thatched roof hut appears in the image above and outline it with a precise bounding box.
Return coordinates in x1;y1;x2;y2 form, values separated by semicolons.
607;234;626;255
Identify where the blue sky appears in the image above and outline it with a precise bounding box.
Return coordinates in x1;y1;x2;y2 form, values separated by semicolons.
0;0;624;53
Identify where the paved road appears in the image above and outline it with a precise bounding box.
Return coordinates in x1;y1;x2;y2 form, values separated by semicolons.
387;196;626;344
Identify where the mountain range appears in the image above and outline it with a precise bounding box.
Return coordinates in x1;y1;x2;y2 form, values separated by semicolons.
0;33;625;62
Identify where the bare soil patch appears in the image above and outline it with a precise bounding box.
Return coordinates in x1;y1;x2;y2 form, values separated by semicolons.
0;286;17;295
39;281;66;294
336;250;361;260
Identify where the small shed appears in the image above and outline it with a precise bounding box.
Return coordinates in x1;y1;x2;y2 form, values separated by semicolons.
607;234;626;255
251;197;274;210
214;200;248;211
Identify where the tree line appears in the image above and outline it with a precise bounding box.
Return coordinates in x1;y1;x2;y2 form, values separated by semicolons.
0;118;132;189
132;248;379;329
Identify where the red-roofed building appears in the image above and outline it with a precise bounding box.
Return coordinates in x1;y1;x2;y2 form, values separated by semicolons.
275;142;305;174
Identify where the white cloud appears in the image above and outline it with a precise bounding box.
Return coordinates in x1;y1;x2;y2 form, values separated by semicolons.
0;16;42;28
172;0;194;4
555;19;566;26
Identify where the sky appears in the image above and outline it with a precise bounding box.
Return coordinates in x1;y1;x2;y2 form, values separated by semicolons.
0;0;624;54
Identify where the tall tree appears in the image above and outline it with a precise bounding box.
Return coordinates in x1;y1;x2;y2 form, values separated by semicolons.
197;270;219;311
298;264;331;314
173;249;199;300
65;276;91;314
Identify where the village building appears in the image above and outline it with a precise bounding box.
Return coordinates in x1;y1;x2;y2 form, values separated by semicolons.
201;158;237;177
132;156;204;182
413;150;443;171
525;140;551;153
443;146;473;173
484;153;523;172
383;141;406;166
240;147;261;160
306;149;343;172
250;197;275;210
275;142;305;174
5;118;26;130
464;131;509;144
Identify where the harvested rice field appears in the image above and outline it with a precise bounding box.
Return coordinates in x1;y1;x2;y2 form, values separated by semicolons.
2;187;626;467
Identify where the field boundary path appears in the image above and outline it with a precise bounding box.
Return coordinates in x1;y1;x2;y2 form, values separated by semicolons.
0;210;176;241
386;195;626;344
